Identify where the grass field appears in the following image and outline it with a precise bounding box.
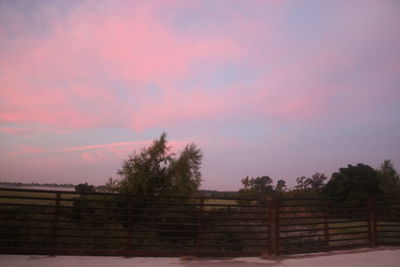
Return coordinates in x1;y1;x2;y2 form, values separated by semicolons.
0;189;78;206
0;189;240;208
202;198;237;206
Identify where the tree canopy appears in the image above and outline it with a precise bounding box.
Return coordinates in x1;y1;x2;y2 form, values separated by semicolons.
377;159;400;196
116;133;202;196
323;163;381;198
295;172;327;191
237;175;286;200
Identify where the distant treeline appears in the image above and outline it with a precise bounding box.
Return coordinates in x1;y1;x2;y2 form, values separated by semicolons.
0;182;231;196
0;182;75;188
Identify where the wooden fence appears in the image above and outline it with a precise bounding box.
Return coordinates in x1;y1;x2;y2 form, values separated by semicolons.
0;187;399;257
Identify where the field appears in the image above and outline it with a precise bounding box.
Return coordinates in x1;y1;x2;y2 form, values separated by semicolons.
0;189;78;206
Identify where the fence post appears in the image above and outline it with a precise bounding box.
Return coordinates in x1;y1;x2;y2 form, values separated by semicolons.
268;198;280;255
275;198;280;255
197;198;205;250
372;198;378;246
323;200;330;246
126;195;133;256
51;192;61;255
367;197;377;247
268;198;274;255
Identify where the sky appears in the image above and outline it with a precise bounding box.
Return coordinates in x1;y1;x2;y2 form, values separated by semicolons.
1;0;399;190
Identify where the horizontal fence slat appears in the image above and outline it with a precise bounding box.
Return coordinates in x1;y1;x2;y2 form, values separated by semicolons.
280;219;368;227
279;224;367;233
282;243;368;254
281;236;368;247
279;214;369;220
0;209;269;222
280;231;369;240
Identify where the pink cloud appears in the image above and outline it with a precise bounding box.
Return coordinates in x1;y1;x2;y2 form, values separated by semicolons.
0;127;30;136
1;1;399;137
80;151;107;163
10;145;45;157
0;2;241;134
61;141;151;152
8;140;151;157
130;84;233;131
74;139;189;163
9;138;191;167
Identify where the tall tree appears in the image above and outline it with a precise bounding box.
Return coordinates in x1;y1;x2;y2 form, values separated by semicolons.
323;163;381;198
377;159;400;196
116;133;202;196
169;143;202;196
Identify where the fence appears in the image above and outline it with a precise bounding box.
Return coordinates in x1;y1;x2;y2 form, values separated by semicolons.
0;187;399;257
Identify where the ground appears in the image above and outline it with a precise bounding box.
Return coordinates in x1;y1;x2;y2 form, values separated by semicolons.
0;247;399;267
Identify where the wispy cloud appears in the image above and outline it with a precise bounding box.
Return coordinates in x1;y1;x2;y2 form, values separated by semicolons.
9;138;190;164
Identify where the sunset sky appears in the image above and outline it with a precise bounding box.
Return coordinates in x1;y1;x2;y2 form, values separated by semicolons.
1;0;399;190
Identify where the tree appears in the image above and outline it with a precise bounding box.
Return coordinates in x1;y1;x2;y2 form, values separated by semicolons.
237;175;285;200
75;183;96;194
309;173;328;189
377;159;400;196
323;163;381;198
295;176;309;190
295;173;327;191
103;177;120;193
240;176;273;194
168;143;202;196
116;133;202;196
275;179;287;192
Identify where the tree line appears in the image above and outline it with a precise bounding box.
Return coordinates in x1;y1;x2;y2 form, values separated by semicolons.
75;133;400;199
236;160;399;200
0;182;75;188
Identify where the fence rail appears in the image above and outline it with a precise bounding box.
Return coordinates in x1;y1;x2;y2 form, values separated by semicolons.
0;187;399;256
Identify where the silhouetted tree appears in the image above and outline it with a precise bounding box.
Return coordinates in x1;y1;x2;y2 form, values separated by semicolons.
323;163;381;198
309;172;328;189
116;133;202;196
377;159;400;196
275;179;287;192
295;176;309;190
237;175;286;200
295;173;327;190
103;177;120;193
75;183;96;194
